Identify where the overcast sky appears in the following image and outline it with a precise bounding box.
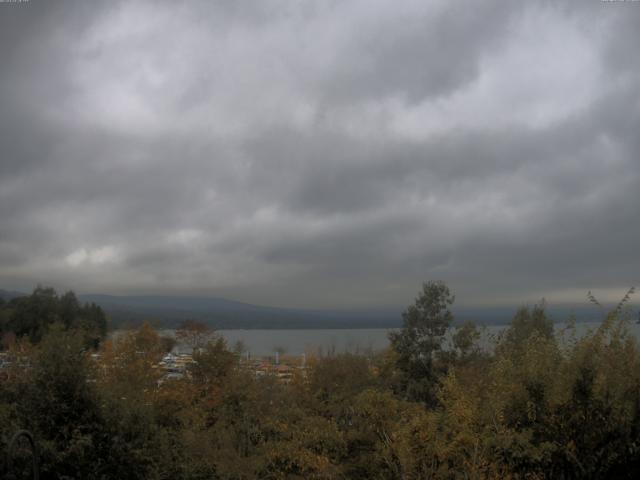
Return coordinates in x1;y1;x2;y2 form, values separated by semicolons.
0;0;638;309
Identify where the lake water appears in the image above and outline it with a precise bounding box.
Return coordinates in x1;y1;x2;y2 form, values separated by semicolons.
155;320;640;357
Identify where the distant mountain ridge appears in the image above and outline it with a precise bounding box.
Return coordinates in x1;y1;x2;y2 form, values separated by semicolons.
80;295;616;329
0;289;25;301
78;293;403;329
1;289;610;329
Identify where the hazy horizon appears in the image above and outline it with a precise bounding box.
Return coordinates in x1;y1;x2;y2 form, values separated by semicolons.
2;286;635;318
1;1;639;309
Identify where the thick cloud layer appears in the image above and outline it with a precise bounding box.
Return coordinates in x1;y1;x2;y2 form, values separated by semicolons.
1;0;638;308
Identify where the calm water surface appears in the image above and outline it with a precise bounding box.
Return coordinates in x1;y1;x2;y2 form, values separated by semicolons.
148;321;640;356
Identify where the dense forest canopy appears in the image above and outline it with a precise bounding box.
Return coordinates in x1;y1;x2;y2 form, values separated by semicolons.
0;286;107;347
0;283;639;479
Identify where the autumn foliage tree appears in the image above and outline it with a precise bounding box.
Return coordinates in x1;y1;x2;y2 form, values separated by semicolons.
175;319;214;353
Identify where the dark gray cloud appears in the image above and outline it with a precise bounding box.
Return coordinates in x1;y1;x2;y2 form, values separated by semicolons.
0;0;638;308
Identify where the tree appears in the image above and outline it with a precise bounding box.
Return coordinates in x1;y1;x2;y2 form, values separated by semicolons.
10;326;107;478
309;353;376;409
452;320;482;360
389;281;455;405
175;319;214;353
0;298;11;343
96;323;179;479
159;335;178;353
9;286;59;343
5;287;108;347
74;301;108;348
499;303;553;353
58;290;80;329
189;337;237;386
233;339;247;356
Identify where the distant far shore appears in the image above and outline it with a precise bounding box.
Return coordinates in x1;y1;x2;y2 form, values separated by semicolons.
110;320;634;357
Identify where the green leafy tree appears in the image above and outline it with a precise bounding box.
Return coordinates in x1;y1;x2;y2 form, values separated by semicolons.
5;287;108;346
452;320;482;359
503;303;553;347
389;280;455;404
9;286;60;343
8;326;108;479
